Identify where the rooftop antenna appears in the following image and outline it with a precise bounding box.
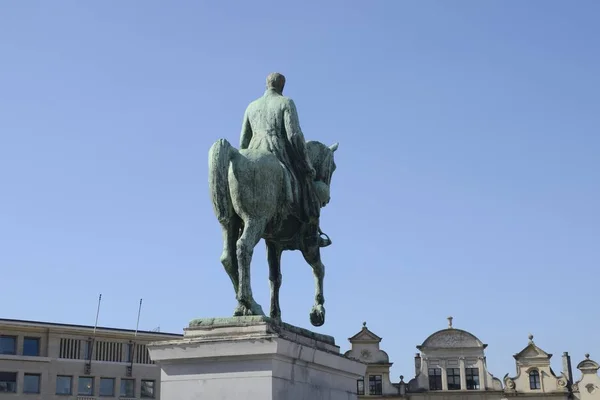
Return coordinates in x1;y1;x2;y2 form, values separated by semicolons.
127;299;143;377
93;294;102;334
85;294;102;374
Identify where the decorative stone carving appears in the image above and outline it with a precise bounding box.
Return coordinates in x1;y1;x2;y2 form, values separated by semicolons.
586;383;596;394
361;349;372;361
421;329;484;348
558;377;568;388
505;378;516;390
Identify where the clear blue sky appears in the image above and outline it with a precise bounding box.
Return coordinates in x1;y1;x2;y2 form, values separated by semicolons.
1;1;599;380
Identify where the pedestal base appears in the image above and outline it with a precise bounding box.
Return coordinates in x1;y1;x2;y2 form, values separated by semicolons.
147;316;366;400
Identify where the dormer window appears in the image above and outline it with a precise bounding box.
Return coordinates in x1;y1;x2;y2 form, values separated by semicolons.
447;368;461;390
466;368;480;390
529;370;541;390
428;368;442;390
369;375;382;395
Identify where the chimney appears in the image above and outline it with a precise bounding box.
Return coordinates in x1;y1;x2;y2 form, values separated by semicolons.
562;352;573;385
415;353;422;376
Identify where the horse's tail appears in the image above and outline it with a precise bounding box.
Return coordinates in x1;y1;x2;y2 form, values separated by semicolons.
208;138;235;223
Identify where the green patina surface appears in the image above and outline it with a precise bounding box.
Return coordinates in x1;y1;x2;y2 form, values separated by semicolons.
208;73;339;327
188;316;335;345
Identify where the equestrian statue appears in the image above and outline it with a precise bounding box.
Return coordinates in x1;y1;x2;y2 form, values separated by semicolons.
208;72;338;327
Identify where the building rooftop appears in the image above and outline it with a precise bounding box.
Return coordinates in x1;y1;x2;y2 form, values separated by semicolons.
0;318;182;337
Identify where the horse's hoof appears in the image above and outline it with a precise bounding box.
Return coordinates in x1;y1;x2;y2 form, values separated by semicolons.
234;301;265;317
233;304;253;316
309;304;326;327
270;314;282;324
250;301;265;316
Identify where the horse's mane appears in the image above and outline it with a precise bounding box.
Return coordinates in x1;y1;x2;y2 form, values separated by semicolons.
306;141;331;174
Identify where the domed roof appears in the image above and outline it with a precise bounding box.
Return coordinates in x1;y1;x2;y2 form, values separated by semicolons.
418;328;486;349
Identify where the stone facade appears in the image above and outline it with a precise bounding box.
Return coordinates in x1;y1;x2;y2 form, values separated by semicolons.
345;318;600;400
148;316;367;400
0;318;182;399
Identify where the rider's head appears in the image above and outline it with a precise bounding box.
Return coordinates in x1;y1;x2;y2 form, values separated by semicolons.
266;72;286;94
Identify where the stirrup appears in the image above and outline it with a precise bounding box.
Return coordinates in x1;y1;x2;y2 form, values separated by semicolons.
318;230;332;248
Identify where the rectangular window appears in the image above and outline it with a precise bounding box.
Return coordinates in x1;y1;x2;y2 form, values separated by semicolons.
24;374;41;393
368;375;382;395
0;336;16;355
466;368;480;390
428;368;442;390
78;376;94;395
447;368;461;390
100;377;115;396
121;378;135;397
141;380;155;398
357;378;365;395
0;372;17;393
23;337;40;356
56;375;72;395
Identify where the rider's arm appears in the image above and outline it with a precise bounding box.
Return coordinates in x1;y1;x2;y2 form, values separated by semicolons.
284;100;315;177
240;108;252;149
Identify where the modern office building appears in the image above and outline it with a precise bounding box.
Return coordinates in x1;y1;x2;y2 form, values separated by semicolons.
345;318;600;400
0;318;182;399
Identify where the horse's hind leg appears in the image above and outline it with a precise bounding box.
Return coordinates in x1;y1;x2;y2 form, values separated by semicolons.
220;216;241;296
234;217;267;316
266;241;283;321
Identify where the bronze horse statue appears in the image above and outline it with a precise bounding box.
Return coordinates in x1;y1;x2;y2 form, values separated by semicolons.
208;138;338;326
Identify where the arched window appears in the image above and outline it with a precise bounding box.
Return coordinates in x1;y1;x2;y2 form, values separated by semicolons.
529;370;541;390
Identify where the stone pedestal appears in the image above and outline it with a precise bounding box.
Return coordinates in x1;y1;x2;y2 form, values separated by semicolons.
147;316;366;400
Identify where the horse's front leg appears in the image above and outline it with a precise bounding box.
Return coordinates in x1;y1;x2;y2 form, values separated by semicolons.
266;241;283;322
301;240;326;327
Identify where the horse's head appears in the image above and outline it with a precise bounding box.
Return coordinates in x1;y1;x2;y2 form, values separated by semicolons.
306;141;338;207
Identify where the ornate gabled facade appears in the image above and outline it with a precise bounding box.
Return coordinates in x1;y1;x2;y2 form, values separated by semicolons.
503;334;570;397
344;322;396;397
573;355;600;400
409;316;502;395
345;318;600;400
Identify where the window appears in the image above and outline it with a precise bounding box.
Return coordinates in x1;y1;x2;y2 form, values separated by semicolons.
24;374;41;393
23;337;40;356
369;375;382;395
0;372;17;393
529;370;541;390
466;368;480;390
141;380;155;398
357;378;365;395
56;375;72;395
121;378;135;397
447;368;461;390
429;368;442;390
78;376;94;395
0;336;16;355
100;378;115;396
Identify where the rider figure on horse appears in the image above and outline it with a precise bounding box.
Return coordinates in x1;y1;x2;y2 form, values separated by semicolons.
239;72;331;248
